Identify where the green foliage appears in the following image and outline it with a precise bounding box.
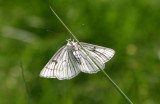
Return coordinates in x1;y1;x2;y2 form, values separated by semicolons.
0;0;160;104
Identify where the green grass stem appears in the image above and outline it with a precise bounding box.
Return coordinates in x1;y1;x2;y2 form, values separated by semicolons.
20;60;30;104
50;6;133;104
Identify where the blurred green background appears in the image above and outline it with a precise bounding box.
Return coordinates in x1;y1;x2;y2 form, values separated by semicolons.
0;0;160;104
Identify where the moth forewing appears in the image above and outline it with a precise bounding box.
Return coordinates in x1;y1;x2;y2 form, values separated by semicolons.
80;42;115;62
40;45;67;78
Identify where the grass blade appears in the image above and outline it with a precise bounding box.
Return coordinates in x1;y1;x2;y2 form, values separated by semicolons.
50;6;133;104
20;60;30;104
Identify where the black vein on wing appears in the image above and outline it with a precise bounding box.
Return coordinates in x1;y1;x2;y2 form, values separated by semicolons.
89;47;107;62
61;51;67;79
94;50;110;61
98;49;113;60
80;50;98;73
88;50;104;65
68;50;77;78
53;47;67;78
87;50;104;63
42;46;65;77
82;45;109;62
66;51;69;79
80;43;114;61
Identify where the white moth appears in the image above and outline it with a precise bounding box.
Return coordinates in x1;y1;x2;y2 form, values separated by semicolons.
40;39;115;80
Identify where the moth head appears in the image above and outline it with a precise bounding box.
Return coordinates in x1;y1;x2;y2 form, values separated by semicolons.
66;38;77;46
66;38;72;42
66;38;73;46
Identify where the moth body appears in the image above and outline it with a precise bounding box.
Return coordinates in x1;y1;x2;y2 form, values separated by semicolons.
67;39;81;64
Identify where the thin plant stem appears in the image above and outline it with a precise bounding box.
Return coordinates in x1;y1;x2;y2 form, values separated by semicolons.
50;7;79;42
20;60;30;104
50;6;133;104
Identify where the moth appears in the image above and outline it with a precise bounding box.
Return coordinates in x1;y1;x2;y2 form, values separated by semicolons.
40;39;115;80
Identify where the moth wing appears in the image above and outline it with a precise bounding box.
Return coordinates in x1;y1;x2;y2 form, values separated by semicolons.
78;42;115;73
78;49;100;73
40;45;80;80
54;48;81;80
40;45;66;78
80;42;115;63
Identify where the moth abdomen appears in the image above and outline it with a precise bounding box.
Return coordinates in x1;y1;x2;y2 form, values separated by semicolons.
73;50;81;64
